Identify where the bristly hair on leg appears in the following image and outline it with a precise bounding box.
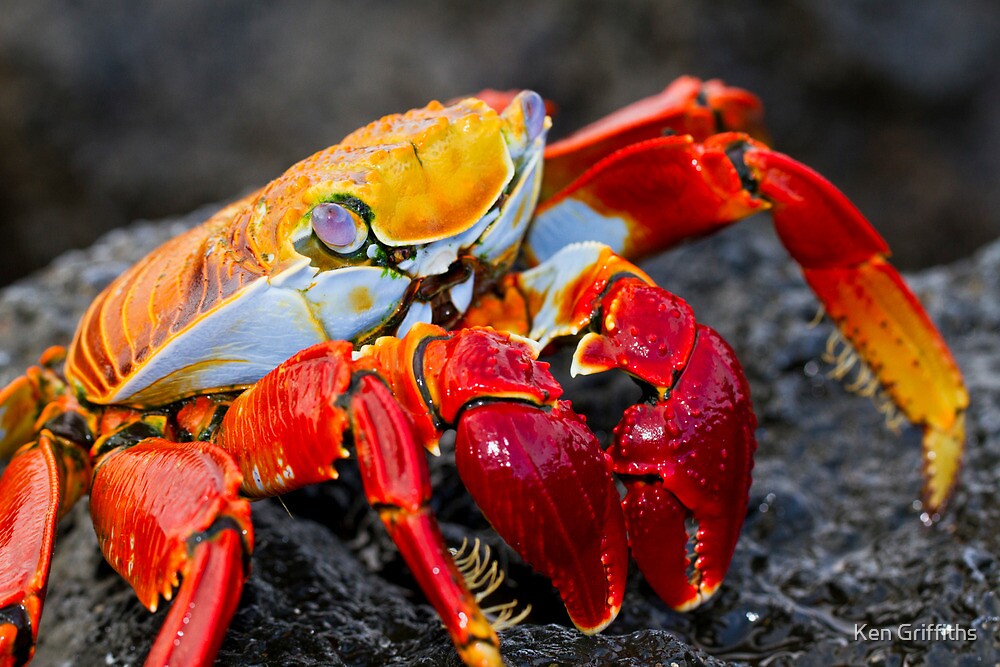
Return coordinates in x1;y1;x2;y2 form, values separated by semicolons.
822;327;906;433
807;305;826;329
450;538;532;631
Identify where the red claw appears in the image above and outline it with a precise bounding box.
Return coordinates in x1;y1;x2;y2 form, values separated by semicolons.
568;277;755;611
572;278;697;387
608;326;756;610
455;401;629;634
422;328;562;424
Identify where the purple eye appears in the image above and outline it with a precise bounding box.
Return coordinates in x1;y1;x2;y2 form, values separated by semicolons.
311;202;368;253
522;91;546;141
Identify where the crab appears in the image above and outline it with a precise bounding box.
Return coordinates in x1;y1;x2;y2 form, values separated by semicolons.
0;77;967;667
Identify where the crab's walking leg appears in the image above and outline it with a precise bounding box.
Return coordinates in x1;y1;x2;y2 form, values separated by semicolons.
89;439;252;667
540;77;765;200
0;347;70;460
351;375;504;666
463;244;756;611
473;77;765;203
528;115;967;510
216;342;501;667
742;145;967;510
0;347;90;666
0;432;89;666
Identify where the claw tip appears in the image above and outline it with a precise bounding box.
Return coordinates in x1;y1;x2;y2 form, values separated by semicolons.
573;603;621;636
671;580;722;612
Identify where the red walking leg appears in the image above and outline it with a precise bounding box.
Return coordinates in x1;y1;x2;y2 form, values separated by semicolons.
0;432;89;666
89;439;252;667
743;147;967;509
351;375;501;666
216;340;500;667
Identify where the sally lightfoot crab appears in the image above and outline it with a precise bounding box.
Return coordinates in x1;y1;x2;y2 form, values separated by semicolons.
0;77;967;666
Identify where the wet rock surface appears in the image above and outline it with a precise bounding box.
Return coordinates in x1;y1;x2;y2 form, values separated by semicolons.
0;208;997;666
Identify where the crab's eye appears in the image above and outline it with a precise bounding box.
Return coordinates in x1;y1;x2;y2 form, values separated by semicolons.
522;91;546;141
311;202;368;254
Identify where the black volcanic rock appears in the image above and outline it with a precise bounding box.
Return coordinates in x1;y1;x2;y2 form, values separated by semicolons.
1;207;997;666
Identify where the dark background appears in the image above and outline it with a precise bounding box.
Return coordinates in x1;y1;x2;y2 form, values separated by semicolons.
2;0;999;286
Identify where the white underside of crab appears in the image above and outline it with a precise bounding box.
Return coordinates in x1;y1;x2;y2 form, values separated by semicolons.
526;198;630;263
475;146;544;263
518;241;615;349
108;263;413;404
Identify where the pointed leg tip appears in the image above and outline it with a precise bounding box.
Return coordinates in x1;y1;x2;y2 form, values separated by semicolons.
922;481;952;517
459;638;504;667
922;414;965;514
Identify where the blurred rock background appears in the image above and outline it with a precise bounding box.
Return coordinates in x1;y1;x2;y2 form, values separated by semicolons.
1;0;999;286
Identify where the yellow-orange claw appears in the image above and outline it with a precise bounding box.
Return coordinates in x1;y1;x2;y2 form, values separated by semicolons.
455;401;628;634
805;259;968;512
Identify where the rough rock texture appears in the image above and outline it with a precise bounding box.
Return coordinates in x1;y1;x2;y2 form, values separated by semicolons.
2;0;1000;284
0;207;998;666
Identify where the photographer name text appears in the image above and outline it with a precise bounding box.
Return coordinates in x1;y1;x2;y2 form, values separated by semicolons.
854;623;977;642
